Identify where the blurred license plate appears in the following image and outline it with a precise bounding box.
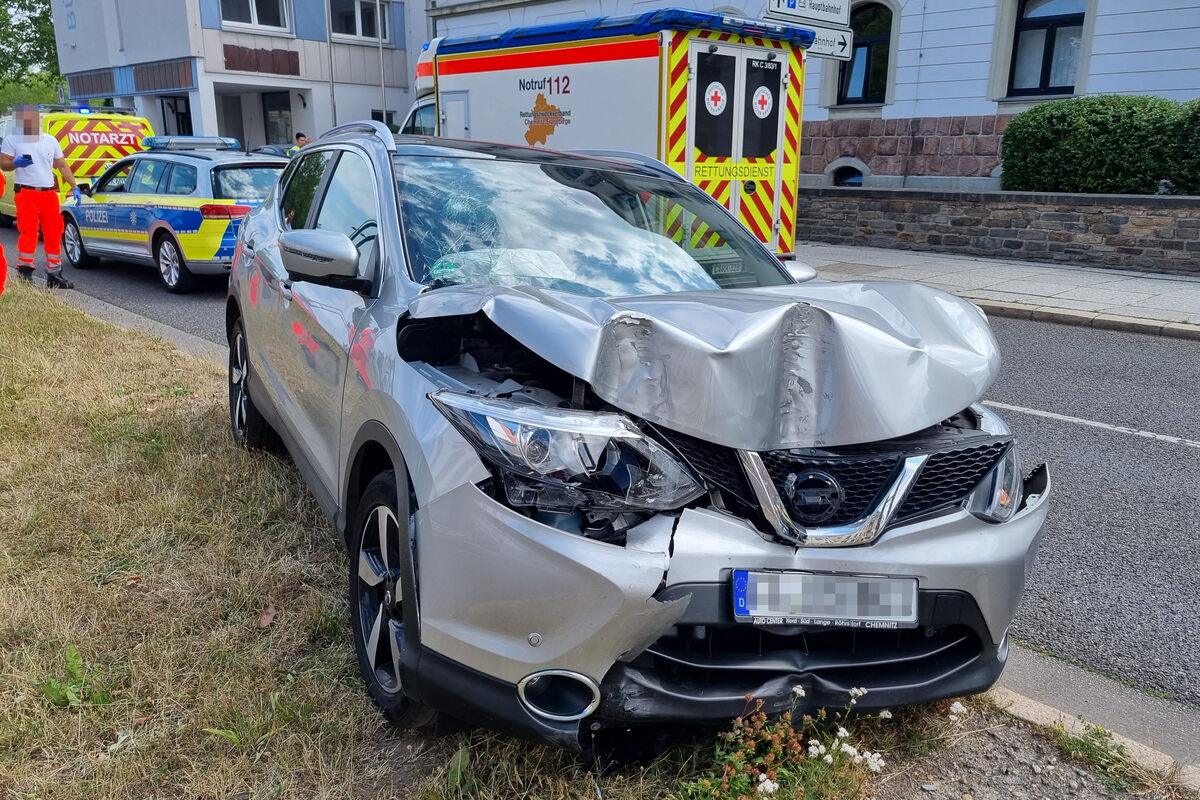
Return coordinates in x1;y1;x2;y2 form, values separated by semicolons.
732;570;918;629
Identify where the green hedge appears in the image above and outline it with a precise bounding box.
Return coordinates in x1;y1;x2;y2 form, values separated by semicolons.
1000;95;1188;195
1177;99;1200;195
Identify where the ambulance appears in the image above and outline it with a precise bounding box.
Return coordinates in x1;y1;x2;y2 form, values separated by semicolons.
0;105;154;224
401;8;814;255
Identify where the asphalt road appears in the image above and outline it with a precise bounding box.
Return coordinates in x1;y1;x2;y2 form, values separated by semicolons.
0;226;229;344
5;230;1199;707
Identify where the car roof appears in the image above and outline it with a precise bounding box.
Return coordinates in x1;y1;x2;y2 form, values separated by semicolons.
125;151;289;167
390;135;681;180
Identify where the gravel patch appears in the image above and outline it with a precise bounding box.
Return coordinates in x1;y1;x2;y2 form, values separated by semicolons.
869;707;1160;800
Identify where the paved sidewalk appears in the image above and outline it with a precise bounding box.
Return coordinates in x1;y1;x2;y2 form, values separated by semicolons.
795;242;1200;339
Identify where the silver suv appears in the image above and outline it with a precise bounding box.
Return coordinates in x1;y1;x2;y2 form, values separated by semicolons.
227;122;1050;750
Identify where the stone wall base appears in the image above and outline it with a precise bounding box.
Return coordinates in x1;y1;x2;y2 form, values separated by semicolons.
796;188;1200;275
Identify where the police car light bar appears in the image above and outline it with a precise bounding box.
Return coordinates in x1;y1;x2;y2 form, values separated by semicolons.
143;136;243;151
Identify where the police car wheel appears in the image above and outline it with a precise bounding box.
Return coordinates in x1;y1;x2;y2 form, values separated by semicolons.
63;218;99;269
155;235;196;294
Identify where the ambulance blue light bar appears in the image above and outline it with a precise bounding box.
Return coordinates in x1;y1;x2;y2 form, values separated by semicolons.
435;7;816;54
143;136;242;151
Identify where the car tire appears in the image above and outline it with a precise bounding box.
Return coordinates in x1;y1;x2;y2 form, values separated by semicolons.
349;470;435;729
155;234;196;294
62;217;99;269
228;317;277;450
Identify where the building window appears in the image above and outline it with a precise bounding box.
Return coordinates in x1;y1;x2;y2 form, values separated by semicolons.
838;4;891;105
263;91;293;145
221;0;289;29
331;0;389;41
372;109;397;130
1008;0;1085;95
160;96;193;136
833;166;864;187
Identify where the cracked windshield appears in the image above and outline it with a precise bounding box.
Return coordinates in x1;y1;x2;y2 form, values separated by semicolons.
395;156;791;296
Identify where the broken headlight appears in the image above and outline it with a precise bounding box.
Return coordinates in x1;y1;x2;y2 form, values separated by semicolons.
966;444;1023;523
430;390;704;512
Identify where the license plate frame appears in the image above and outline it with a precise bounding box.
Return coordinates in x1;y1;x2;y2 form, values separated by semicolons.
732;570;919;629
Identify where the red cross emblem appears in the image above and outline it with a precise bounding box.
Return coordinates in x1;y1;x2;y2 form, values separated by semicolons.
751;86;773;119
704;81;727;116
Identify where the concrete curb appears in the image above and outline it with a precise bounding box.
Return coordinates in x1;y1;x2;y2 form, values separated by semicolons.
976;299;1200;340
988;687;1200;794
53;287;227;363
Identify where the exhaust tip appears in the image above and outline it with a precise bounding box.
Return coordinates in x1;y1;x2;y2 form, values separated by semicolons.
517;670;601;722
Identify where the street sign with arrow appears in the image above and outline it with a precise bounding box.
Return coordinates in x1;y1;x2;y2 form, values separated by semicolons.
793;22;855;61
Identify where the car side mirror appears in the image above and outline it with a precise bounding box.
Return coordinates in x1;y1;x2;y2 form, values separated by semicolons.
78;182;91;196
783;259;817;283
279;229;360;283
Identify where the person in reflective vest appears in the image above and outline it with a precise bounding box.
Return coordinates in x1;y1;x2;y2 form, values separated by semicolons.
287;132;311;158
0;104;83;289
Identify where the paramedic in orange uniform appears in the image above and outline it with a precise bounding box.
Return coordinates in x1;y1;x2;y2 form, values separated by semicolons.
0;104;83;289
0;168;7;296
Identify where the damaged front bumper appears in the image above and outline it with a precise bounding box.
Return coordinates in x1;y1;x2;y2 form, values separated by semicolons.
408;464;1051;749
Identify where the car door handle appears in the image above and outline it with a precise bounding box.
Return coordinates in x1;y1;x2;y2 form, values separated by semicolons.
281;282;293;301
242;237;256;258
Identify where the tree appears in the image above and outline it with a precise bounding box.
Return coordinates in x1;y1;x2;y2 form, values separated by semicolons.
0;0;61;83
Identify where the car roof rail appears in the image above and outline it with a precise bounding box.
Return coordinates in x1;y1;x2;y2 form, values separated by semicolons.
568;149;685;182
319;119;397;152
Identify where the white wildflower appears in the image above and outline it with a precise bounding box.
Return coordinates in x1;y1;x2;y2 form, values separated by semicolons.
808;738;821;747
808;744;822;758
849;687;869;699
853;754;864;764
949;701;967;716
756;777;779;795
791;685;806;698
840;743;858;757
863;751;886;773
836;726;850;739
949;714;960;722
823;754;834;764
878;709;893;719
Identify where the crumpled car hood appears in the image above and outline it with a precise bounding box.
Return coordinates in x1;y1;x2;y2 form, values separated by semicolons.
407;281;1000;450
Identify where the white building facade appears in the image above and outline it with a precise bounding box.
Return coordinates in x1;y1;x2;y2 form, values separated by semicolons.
412;0;1200;188
51;0;410;148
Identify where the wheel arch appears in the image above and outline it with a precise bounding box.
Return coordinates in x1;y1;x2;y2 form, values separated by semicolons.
342;420;412;544
225;296;242;341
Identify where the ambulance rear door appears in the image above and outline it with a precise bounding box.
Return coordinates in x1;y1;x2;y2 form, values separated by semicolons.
686;39;788;251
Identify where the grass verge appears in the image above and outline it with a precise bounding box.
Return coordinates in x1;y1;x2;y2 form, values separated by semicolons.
0;282;445;798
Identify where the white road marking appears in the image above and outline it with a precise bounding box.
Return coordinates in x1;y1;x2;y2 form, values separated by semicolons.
983;400;1200;451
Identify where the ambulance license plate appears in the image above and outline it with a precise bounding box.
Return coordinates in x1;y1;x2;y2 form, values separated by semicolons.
732;570;918;629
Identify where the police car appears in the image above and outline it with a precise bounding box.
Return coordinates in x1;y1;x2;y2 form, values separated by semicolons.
62;136;287;293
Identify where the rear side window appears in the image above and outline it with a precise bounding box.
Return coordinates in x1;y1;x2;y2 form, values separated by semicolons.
314;151;379;274
164;164;198;195
129;160;169;194
213;164;284;201
279;151;333;230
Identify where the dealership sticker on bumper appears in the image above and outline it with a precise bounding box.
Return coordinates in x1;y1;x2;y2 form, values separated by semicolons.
733;571;919;629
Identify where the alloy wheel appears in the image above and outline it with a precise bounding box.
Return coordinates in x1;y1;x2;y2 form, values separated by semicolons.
355;504;407;695
229;328;249;439
64;222;82;264
158;239;181;287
